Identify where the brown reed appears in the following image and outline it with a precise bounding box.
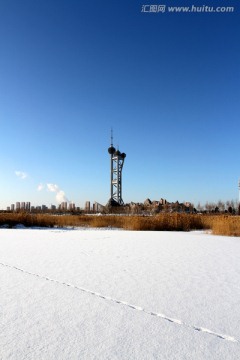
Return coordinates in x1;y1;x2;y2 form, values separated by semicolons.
0;212;239;236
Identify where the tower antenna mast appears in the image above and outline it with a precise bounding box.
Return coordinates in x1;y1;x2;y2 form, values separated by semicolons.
111;128;113;147
108;130;126;206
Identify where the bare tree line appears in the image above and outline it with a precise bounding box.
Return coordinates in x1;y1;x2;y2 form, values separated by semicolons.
196;200;239;214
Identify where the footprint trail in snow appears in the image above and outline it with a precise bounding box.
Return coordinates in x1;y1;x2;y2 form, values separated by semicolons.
0;261;238;344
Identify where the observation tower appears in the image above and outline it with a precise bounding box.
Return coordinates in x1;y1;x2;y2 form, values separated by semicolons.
108;132;126;206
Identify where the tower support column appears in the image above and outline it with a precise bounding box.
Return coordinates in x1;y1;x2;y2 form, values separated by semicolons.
108;138;126;206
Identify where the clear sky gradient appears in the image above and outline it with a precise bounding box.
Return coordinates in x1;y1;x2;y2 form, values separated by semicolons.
0;0;239;209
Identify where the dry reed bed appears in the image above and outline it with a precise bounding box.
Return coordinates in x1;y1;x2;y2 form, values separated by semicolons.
210;216;240;237
0;213;240;236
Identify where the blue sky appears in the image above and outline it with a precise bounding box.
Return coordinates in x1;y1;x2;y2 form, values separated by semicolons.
0;0;239;209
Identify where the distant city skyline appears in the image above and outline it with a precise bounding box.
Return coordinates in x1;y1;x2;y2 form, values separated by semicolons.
0;1;239;210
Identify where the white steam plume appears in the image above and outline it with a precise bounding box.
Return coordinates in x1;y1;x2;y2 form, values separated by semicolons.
47;183;69;204
47;184;60;193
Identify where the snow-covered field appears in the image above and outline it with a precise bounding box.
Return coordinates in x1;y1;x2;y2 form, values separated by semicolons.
0;228;240;360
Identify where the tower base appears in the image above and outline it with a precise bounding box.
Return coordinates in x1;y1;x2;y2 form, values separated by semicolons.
106;198;121;208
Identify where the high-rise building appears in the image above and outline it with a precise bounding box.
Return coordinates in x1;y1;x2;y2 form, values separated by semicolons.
26;202;31;211
60;202;67;210
85;201;90;212
69;203;75;211
21;202;25;210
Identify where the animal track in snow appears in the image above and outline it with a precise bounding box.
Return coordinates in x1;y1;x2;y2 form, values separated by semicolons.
0;261;238;344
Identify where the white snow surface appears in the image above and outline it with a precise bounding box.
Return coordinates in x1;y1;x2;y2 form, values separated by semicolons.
0;228;240;359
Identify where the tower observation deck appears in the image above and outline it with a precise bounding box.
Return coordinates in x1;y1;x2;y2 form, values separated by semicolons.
108;134;126;206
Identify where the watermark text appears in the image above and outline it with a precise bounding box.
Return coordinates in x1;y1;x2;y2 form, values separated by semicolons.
141;4;235;13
